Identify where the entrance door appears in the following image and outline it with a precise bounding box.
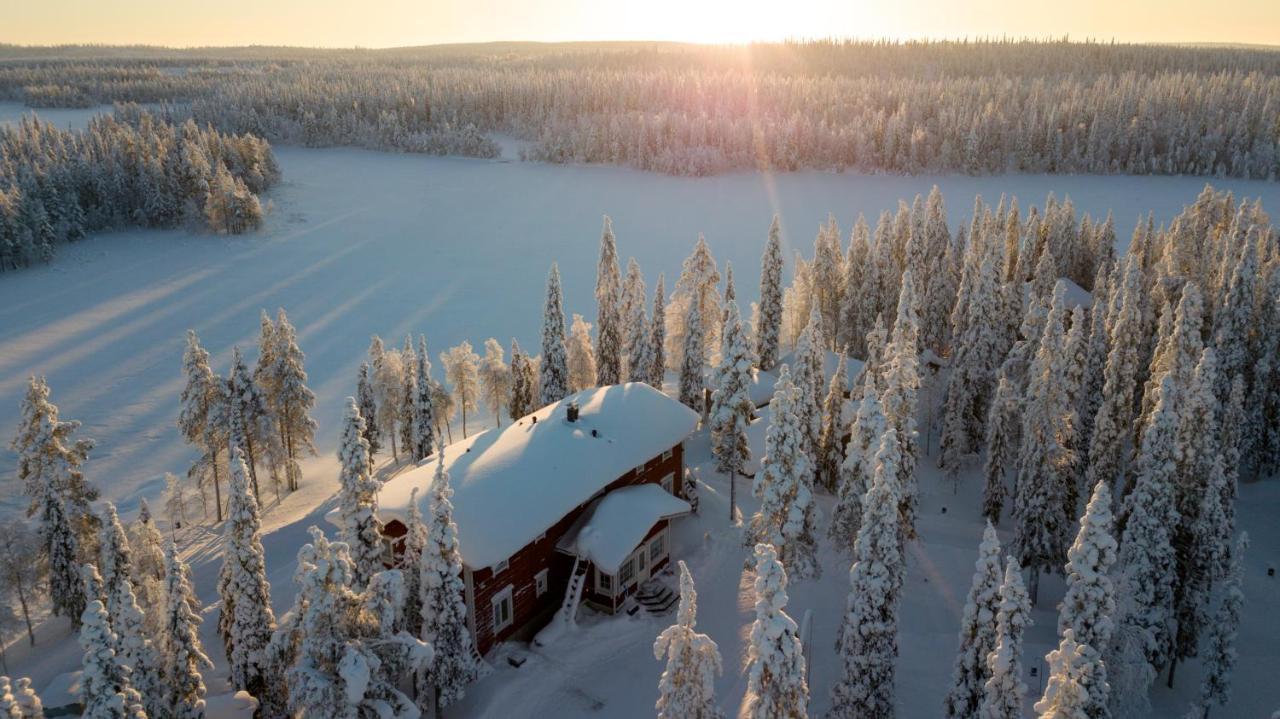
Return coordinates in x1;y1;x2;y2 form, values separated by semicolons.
636;542;649;583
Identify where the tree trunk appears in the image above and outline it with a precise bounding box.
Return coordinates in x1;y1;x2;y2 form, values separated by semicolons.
445;418;453;444
244;431;261;501
211;447;224;523
1166;657;1178;688
462;405;468;439
390;426;398;462
729;469;736;523
16;579;34;645
1029;566;1040;606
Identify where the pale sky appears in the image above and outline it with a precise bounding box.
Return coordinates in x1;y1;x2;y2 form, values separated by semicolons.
6;0;1280;48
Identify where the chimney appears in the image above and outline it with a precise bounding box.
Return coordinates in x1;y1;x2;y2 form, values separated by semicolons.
567;402;580;423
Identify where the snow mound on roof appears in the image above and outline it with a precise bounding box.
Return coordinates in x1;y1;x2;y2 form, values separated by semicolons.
377;383;699;569
556;484;690;574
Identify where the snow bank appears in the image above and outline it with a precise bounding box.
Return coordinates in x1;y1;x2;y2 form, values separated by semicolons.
377;383;699;569
556;483;690;574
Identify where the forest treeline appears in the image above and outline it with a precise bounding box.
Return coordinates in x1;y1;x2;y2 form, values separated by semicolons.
1;40;1278;177
0;104;278;270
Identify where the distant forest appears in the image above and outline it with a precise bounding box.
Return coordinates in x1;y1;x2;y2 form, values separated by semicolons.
1;39;1278;178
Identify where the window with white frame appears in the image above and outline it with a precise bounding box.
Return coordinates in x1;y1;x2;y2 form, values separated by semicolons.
660;472;674;494
491;586;514;632
534;568;549;598
637;546;647;572
493;558;509;575
619;556;636;586
649;532;666;564
662;448;674;461
597;568;613;594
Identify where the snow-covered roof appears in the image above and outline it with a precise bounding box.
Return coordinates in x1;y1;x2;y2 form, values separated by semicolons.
702;365;780;407
376;383;700;570
555;484;690;574
776;349;865;385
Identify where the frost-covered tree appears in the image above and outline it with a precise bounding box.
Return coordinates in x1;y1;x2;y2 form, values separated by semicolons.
816;354;849;492
104;555;162;719
1087;254;1143;491
371;336;405;461
226;346;270;500
397;488;427;639
77;598;145;719
540;263;570;405
757;216;785;371
981;376;1019;525
0;520;43;646
979;559;1031;719
337;397;383;588
417;456;480;713
441;340;481;438
828;372;885;553
14;375;98;555
478;338;513;427
216;449;276;700
411;336;436;460
622;258;648;377
508;339;538;419
1054;481;1117;717
830;427;903;719
163;543;212;719
653;561;724;719
595;216;624;385
96;503;133;630
399;337;418;457
940;245;1004;477
266;309;317;492
746;366;820;580
40;483;85;628
678;296;706;412
709;300;755;521
791;306;826;474
1034;630;1095;719
1193;533;1248;719
567;314;599;393
178;330;227;519
943;522;1003;719
647;274;669;388
669;235;721;370
11;677;41;719
743;543;807;719
882;270;921;542
356;361;381;462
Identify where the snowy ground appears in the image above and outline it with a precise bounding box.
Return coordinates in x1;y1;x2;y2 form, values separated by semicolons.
1;102;1279;715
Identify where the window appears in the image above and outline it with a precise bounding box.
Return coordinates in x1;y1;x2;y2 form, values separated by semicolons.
597;569;613;594
619;557;636;587
637;547;647;572
491;586;514;632
660;473;674;494
662;448;674;461
649;532;666;564
535;568;549;598
493;558;509;575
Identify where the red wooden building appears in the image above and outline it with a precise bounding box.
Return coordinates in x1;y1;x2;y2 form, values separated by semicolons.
375;382;700;656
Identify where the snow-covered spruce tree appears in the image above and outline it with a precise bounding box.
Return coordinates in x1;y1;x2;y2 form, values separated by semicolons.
412;336;436;460
417;456;480;712
337;397;383;588
12;677;42;719
1113;374;1180;680
356;361;381;463
622;258;647;377
1086;253;1143;492
397;488;427;639
1211;228;1258;400
1193;533;1248;719
508;339;534;420
710;300;755;521
1012;282;1076;603
1056;480;1117;717
399;336;418;455
78;598;145;719
1137;283;1204;443
981;376;1019;526
647;273;668;388
1078;264;1111;457
568;314;599;393
14;375;98;556
441;340;482;439
943;521;1004;719
267;309;317;492
216;449;276;700
743;544;808;719
227;346;270;500
816;354;849;493
179;340;226;515
670;234;722;370
940;245;1003;478
105;557;163;719
595;215;624;386
830;427;904;719
40;482;85;628
979;559;1031;719
97;503;132;627
882;270;921;543
746;366;820;580
163;542;212;719
837;216;872;357
678;296;706;412
654;561;724;719
540;263;571;405
792;306;826;474
812;216;845;347
828;372;885;554
478;338;513;428
1033;630;1094;719
126;501;164;635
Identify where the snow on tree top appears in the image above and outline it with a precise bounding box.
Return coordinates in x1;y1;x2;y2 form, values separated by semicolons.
778;348;864;385
556;483;690;574
375;382;699;570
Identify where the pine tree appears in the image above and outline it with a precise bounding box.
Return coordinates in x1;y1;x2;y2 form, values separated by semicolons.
743;544;808;719
1034;630;1095;719
595;216;624;385
356;361;381;463
226;346;269;501
417;456;480;712
830;427;903;719
371;335;404;461
792;306;826;475
979;559;1031;719
678;296;706;411
410;336;436;459
163;543;212;719
13;375;98;555
982;376;1019;525
216;449;276;700
653;561;724;719
882;270;921;542
40;483;85;628
812;215;845;347
267;309;317;492
540;263;570;405
97;503;133;631
944;522;1003;719
479;338;513;427
648;273;668;388
709;300;755;521
568;314;599;393
104;556;162;719
837;215;871;356
1087;254;1143;491
399;335;417;455
828;372;885;553
338;397;383;588
509;339;537;418
940;246;1003;477
622;258;648;379
1056;481;1117;717
1078;265;1111;457
746;366;820;580
816;354;849;492
398;488;427;639
11;677;41;719
670;234;721;370
1193;533;1248;719
78;598;145;719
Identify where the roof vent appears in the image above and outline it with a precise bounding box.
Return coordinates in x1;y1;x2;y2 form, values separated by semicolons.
567;402;580;423
591;429;598;438
531;416;537;425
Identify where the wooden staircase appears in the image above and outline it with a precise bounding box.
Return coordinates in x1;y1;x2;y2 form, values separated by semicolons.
635;580;679;615
559;557;589;625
